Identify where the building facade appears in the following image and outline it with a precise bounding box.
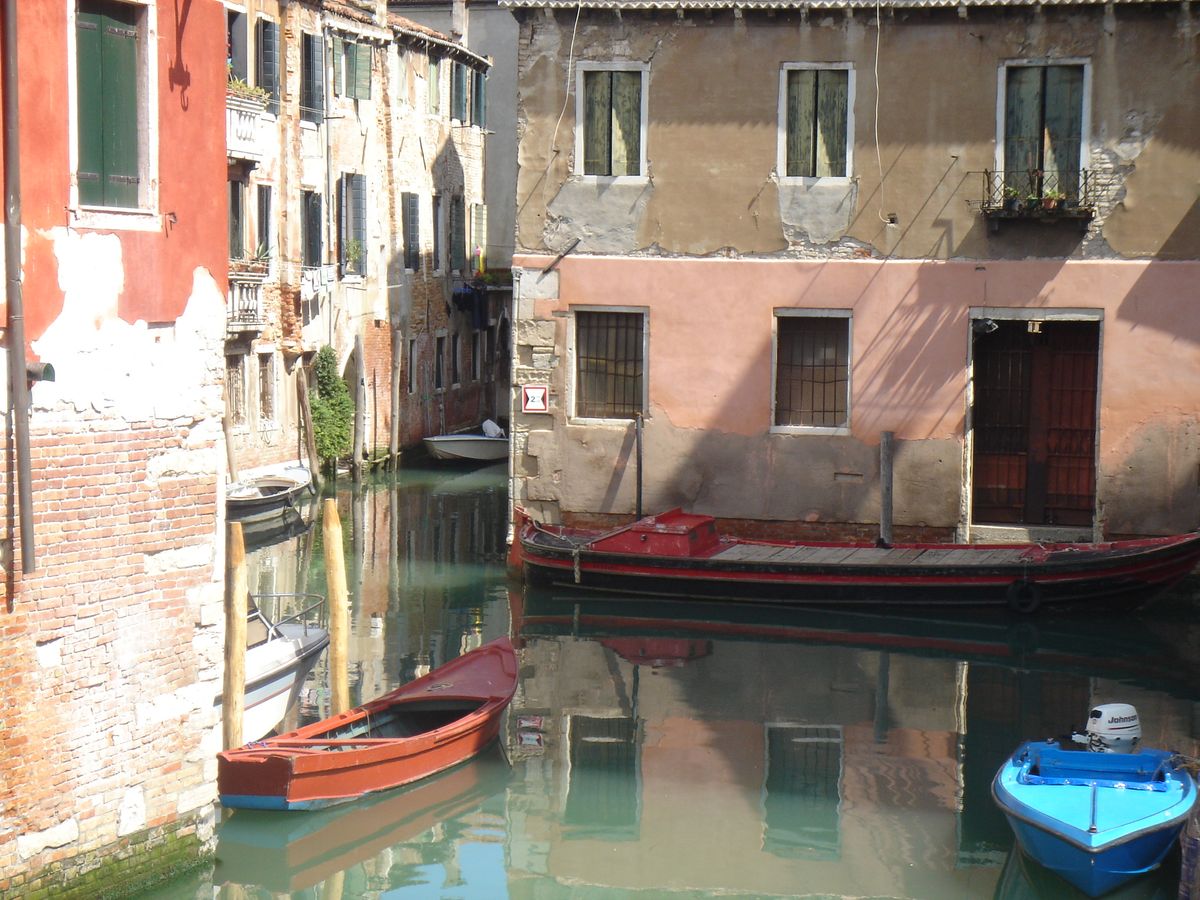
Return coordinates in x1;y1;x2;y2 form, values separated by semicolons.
0;1;229;894
223;0;502;478
505;0;1200;542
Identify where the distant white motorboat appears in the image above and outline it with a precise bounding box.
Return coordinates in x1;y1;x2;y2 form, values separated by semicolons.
423;420;509;462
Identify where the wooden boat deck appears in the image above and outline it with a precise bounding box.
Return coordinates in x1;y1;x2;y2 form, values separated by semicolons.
712;543;1033;567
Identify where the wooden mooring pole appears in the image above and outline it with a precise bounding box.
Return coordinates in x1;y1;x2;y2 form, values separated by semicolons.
880;431;895;547
222;522;248;750
1181;807;1200;899
323;498;351;715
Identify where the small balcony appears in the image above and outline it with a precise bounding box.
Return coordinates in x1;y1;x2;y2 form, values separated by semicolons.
979;169;1105;232
227;264;267;335
226;89;269;163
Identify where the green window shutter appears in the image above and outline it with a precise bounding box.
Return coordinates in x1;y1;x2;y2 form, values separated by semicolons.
256;185;272;256
428;58;440;114
301;33;324;123
473;70;486;127
332;35;344;96
1044;65;1083;196
76;9;105;205
302;191;322;268
257;20;279;114
1005;66;1043;186
403;192;420;270
583;71;611;175
432;193;442;270
815;70;848;177
450;196;466;272
610;71;641;176
354;43;371;100
350;174;366;273
100;3;140;208
452;63;467;121
786;69;816;177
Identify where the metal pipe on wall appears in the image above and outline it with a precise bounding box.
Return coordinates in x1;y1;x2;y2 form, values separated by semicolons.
3;0;35;573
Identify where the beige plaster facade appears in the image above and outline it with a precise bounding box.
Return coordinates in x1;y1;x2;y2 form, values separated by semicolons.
507;0;1200;539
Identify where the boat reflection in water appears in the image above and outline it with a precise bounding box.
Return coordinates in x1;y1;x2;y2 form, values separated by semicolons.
214;743;512;893
506;587;1199;898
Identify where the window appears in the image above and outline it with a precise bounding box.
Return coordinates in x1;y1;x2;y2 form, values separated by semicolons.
470;204;487;274
256;185;272;258
435;335;445;390
451;334;461;385
227;10;248;81
407;338;417;393
471;332;481;382
300;32;324;124
450;195;466;272
338;173;366;277
432;194;443;272
763;725;843;860
1002;63;1085;199
578;66;646;177
226;354;246;425
333;36;371;100
402;192;420;271
229;181;246;258
472;69;487;127
258;353;275;421
301;190;322;268
574;310;644;420
427;57;441;115
773;312;851;431
256;19;280;115
76;0;150;209
781;65;852;179
451;62;468;122
485;326;496;383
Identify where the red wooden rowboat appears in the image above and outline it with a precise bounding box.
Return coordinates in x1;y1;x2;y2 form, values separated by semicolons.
217;636;517;811
513;508;1200;613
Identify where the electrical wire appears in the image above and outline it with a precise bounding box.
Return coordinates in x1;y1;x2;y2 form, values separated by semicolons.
874;0;889;226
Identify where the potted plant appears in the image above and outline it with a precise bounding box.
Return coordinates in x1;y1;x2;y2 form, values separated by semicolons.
1002;185;1022;213
343;238;364;275
230;243;270;277
1042;188;1065;211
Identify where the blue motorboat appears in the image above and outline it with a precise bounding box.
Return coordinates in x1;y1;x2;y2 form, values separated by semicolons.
992;705;1196;897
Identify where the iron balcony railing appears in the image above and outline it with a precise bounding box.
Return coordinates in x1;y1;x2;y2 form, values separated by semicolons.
979;169;1107;227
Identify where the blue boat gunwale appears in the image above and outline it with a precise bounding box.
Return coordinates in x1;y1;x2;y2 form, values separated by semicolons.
991;741;1196;854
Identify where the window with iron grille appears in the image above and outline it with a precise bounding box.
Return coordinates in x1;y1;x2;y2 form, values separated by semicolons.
774;313;850;430
781;65;852;179
256;19;279;114
402;192;420;271
76;0;145;209
300;32;324;124
578;66;645;177
258;353;275;422
226;354;246;425
431;194;442;272
451;333;460;386
301;190;322;268
407;338;416;393
575;310;644;420
256;185;272;258
1002;63;1085;201
435;335;445;390
471;332;481;382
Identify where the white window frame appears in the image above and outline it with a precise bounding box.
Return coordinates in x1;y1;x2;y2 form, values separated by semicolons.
770;308;852;437
567;305;649;425
573;62;649;182
257;350;276;425
993;58;1092;175
66;0;161;231
777;63;855;185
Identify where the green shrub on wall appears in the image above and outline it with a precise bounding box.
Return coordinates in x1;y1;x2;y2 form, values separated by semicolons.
309;346;353;469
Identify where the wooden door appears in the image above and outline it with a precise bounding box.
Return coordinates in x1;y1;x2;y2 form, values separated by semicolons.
971;321;1099;527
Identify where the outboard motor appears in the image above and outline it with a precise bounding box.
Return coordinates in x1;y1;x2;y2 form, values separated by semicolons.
1083;703;1141;753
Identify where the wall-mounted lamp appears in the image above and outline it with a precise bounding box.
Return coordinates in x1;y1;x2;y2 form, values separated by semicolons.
972;318;999;335
26;361;54;383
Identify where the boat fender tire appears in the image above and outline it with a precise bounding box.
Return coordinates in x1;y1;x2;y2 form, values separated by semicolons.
1007;579;1041;614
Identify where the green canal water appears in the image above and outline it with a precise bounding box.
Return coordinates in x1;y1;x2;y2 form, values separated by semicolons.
143;464;1199;899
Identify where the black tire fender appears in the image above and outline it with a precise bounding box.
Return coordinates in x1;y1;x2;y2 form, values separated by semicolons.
1007;579;1042;614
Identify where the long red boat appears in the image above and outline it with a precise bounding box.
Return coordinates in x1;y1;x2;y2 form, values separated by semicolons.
217;637;517;811
513;508;1200;612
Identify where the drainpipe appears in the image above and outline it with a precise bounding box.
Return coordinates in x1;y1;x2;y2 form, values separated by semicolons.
3;0;35;573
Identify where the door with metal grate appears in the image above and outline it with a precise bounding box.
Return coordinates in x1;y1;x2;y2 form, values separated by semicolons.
971;320;1098;527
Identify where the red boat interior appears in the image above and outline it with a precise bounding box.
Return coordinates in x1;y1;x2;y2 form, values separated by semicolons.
314;699;485;744
588;509;723;558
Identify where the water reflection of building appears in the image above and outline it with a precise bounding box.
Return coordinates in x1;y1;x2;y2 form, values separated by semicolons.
505;622;1200;898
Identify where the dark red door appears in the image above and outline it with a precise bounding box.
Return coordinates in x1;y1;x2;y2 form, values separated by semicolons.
971;321;1098;527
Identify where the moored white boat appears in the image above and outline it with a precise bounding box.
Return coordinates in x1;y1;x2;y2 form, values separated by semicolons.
227;464;314;523
423;420;509;462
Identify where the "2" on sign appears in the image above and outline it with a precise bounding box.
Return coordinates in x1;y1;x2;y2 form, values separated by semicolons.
521;384;550;413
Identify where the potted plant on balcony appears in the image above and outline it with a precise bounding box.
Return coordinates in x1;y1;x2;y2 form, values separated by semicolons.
1041;188;1065;211
1002;185;1022;213
230;243;270;278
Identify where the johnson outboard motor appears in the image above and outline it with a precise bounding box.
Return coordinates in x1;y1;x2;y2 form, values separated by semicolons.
1081;703;1142;753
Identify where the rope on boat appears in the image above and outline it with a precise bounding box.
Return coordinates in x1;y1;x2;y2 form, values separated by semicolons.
1175;753;1200;777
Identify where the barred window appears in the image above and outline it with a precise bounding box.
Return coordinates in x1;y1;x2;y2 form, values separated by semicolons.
575;310;644;420
258;353;275;421
226;354;246;425
774;313;850;429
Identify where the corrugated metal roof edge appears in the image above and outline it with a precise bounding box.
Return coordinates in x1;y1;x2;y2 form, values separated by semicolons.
499;0;1176;8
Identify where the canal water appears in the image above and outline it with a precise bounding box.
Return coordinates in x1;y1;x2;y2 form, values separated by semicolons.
146;464;1200;899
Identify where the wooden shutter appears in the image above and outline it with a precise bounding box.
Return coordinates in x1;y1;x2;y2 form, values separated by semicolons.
473;70;486;127
301;34;324;123
100;3;140;208
1005;66;1042;184
256;185;272;256
428;58;440;114
302;191;322;268
403;192;420;270
354;43;371;100
1044;66;1083;197
786;70;816;177
583;71;611;175
256;20;279;114
76;7;105;205
332;35;344;96
815;70;848;178
453;63;468;121
350;174;366;271
450;196;466;272
611;71;641;176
